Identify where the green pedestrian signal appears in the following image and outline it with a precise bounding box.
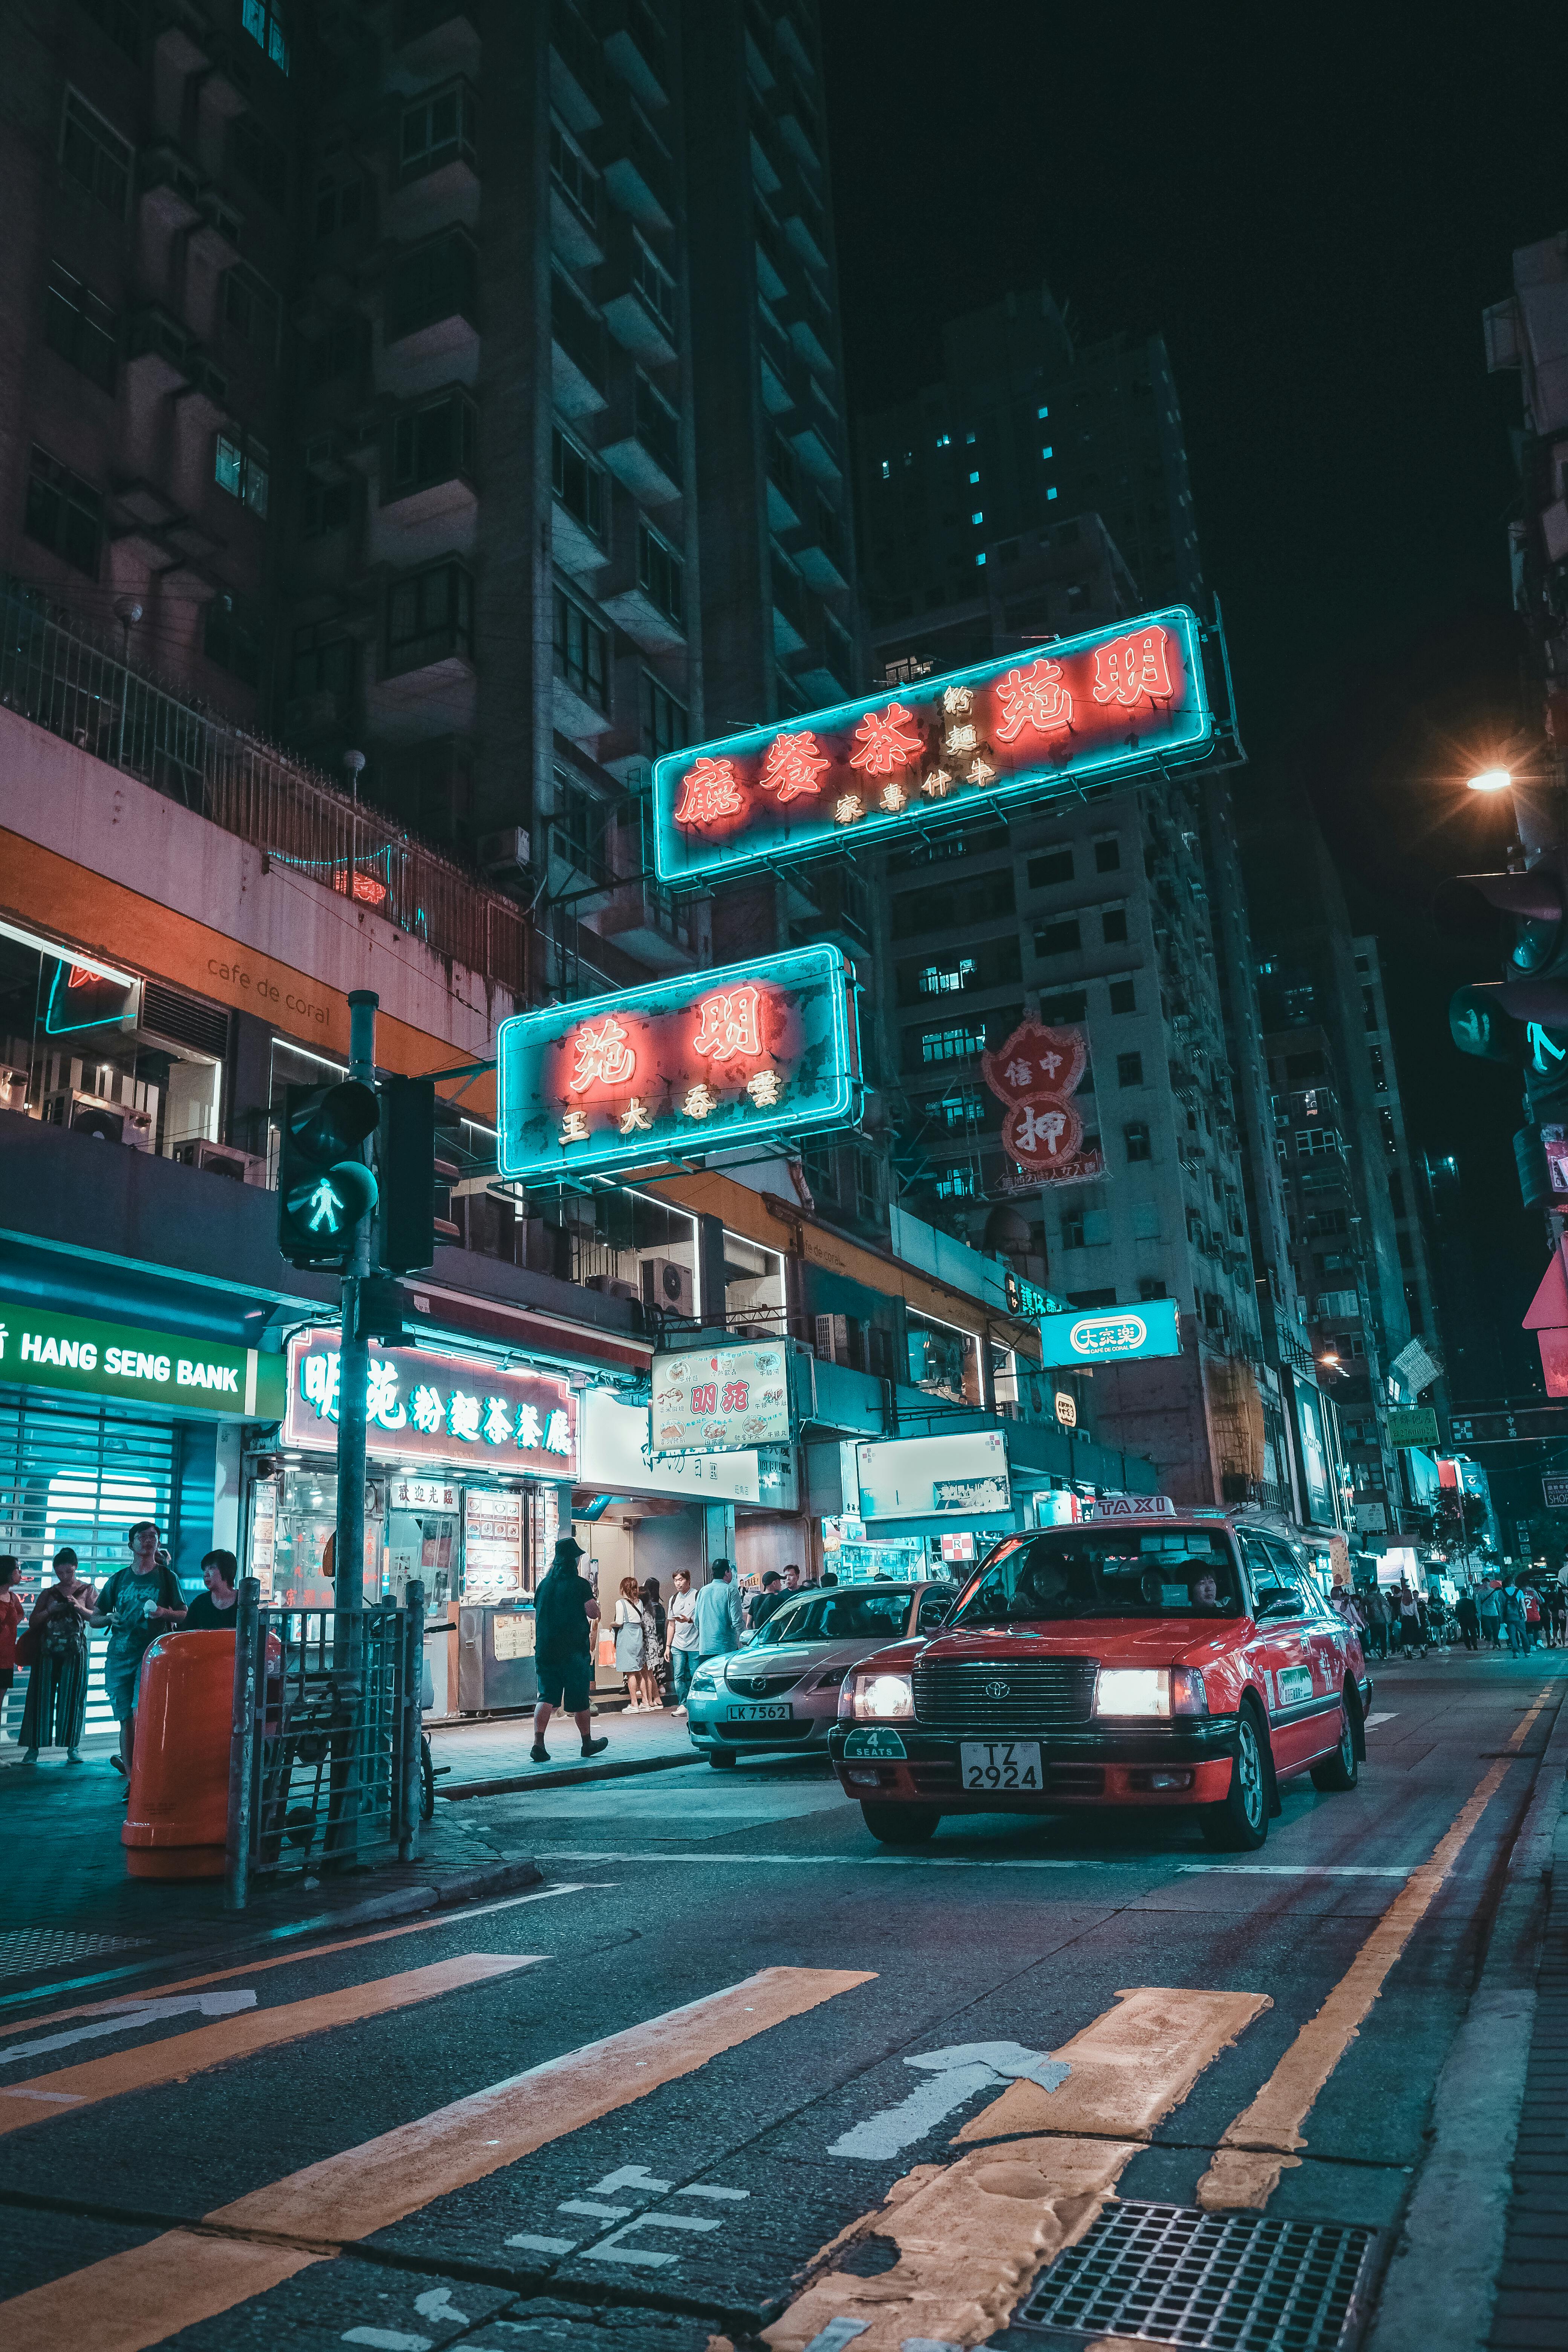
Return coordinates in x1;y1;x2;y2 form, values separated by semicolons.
277;1081;380;1269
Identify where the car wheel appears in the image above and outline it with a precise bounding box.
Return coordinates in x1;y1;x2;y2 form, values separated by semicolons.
1309;1695;1359;1792
707;1747;739;1770
1200;1705;1270;1851
861;1802;940;1845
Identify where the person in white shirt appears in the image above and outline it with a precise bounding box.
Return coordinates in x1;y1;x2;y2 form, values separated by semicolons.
665;1568;699;1712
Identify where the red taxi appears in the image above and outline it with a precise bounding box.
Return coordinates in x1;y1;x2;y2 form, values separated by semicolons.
827;1514;1372;1849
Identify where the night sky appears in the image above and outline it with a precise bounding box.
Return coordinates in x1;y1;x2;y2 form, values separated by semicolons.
822;5;1568;1403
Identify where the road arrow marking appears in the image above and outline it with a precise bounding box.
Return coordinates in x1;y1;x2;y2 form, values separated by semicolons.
829;2041;1072;2160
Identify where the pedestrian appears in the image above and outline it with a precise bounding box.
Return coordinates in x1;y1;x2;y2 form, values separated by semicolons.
529;1536;608;1765
820;1569;839;1588
1364;1584;1391;1661
1550;1582;1568;1648
1394;1581;1424;1659
693;1558;746;1660
749;1570;785;1630
1501;1576;1529;1657
782;1563;803;1595
19;1548;96;1764
181;1550;238;1629
1455;1590;1480;1653
641;1578;668;1700
1525;1586;1543;1651
89;1522;185;1780
614;1574;659;1711
1478;1581;1503;1649
665;1567;698;1712
0;1556;26;1731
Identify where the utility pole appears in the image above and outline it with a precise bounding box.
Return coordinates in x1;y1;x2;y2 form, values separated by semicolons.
328;987;378;1861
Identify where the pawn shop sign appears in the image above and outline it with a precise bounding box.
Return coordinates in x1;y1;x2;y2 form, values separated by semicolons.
982;1020;1087;1106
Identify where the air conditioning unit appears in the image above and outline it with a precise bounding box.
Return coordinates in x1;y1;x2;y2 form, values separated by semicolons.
172;1138;268;1185
0;1066;29;1114
42;1089;153;1152
479;827;531;877
584;1273;639;1302
642;1256;695;1318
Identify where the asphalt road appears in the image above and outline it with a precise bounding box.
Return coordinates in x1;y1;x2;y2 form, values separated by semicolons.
0;1645;1561;2352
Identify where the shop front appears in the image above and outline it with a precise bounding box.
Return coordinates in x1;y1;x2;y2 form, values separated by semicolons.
0;1295;284;1743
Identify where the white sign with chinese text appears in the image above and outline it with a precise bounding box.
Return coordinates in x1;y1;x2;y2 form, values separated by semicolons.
650;1341;790;1456
580;1389;762;1502
857;1430;1012;1522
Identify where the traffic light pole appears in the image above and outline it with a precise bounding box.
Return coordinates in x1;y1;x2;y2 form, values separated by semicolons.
328;988;378;1864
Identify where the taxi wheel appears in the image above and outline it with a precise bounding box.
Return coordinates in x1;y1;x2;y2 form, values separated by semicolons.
1200;1706;1270;1851
707;1747;739;1770
1309;1698;1359;1792
861;1802;940;1845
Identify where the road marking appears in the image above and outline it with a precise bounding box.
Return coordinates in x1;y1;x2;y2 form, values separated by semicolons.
829;2042;1071;2161
531;1848;1426;1878
1364;1712;1397;1727
0;1965;871;2352
1196;1698;1554;2212
4;1881;606;2033
0;1954;539;2140
767;1987;1269;2352
1175;1863;1412;1877
0;1990;256;2061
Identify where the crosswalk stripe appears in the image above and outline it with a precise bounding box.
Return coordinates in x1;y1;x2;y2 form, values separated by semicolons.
764;1986;1269;2352
0;1964;872;2352
0;1954;539;2140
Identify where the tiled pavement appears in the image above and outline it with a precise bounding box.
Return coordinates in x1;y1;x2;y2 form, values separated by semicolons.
1490;1806;1568;2351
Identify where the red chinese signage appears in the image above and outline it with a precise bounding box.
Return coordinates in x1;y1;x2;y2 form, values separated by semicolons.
982;1017;1104;1193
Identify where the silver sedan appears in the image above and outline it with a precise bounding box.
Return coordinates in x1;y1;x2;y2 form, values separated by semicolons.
686;1581;956;1768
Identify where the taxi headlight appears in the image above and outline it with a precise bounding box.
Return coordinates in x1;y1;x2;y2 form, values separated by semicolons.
839;1670;915;1721
1092;1666;1207;1719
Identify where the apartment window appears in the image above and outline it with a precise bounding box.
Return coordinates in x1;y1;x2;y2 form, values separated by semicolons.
290;629;353;699
1388;1170;1406;1217
223;265;280;357
632;236;677;333
301;314;363;389
214;429;269;518
1028;847;1073;887
1109;978;1137;1014
76;0;140;61
801;1142;836;1198
1369;1043;1387;1092
854;1152;878;1220
1061;1207;1086;1249
634;370;680;479
44;263;116;392
241;0;290;72
550;120;599;228
1295;1128;1341;1157
387;561;473;672
640;673;686;760
1124;1121;1152;1163
1116;1050;1144;1087
202;596;262;687
1094;835;1121;872
390;393;477;495
637;522;684;625
920;1020;986;1065
1362;986;1378;1033
918;958;976;996
1035;917;1081;957
401;81;478;182
552;427;604;540
935;1165;977;1200
1040;990;1087;1023
24;448;101;576
552;587;608;710
59;89;131;215
390;233;479;345
1138;1277;1167;1302
553;779;609;882
301;478;353;537
230;114;288;207
931;1086;985;1129
1102;906;1128;945
315;172;366;238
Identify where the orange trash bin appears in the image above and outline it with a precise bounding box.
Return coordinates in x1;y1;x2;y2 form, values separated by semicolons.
122;1629;236;1880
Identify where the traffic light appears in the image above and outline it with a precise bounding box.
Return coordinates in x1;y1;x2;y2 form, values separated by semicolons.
377;1078;463;1273
276;1081;380;1269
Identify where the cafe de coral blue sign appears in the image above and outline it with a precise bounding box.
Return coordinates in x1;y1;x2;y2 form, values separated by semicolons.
496;945;861;1184
653;606;1213;888
1039;1298;1182;1367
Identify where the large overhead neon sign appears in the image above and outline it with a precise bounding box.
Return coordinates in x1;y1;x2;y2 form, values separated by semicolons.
653;606;1213;889
496;945;861;1184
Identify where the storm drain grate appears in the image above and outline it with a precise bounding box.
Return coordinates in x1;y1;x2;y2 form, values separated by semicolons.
1014;2201;1377;2351
0;1927;151;1981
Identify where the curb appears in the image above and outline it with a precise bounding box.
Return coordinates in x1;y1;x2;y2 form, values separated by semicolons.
440;1750;706;1801
1363;1683;1568;2352
263;1853;545;1937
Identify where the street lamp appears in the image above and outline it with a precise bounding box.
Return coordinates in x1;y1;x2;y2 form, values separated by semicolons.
1466;767;1513;793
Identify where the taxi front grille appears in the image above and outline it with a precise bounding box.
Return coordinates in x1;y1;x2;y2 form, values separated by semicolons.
913;1655;1097;1733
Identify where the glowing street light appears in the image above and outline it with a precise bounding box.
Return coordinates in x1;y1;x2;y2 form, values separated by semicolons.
1466;767;1514;793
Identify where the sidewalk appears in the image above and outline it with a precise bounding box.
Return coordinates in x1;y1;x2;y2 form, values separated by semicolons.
428;1701;700;1797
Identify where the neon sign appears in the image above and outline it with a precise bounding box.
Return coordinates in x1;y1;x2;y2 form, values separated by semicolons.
1038;1299;1182;1366
283;1331;577;1473
496;945;860;1184
653;606;1213;888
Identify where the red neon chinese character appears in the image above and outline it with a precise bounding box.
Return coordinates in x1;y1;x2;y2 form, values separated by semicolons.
691;1382;718;1414
567;1014;636;1093
720;1380;750;1412
1090;628;1175;709
674;756;746;825
994;658;1073;743
758;729;831;803
692;984;763;1062
848;700;923;777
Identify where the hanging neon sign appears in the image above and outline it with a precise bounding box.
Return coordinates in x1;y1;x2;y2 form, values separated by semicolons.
653;606;1213;888
496;944;861;1184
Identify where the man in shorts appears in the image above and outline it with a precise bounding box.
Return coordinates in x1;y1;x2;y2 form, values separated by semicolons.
530;1536;609;1765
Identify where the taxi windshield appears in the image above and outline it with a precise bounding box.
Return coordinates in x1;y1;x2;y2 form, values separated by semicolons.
950;1530;1242;1624
755;1589;914;1645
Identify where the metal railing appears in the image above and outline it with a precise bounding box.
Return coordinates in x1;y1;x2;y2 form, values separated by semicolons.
225;1581;423;1909
0;574;530;997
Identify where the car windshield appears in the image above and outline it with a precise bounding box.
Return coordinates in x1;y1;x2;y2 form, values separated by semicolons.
949;1530;1243;1624
755;1589;914;1645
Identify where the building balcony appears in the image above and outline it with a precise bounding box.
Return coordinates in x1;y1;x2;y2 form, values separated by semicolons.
595;84;674;234
595;875;694;971
600;0;671;113
550;270;608;418
384;231;481;367
792;607;853;704
154;0;216;75
767;435;802;532
376;389;480;535
393;0;481;80
550;2;605;135
599;219;678;368
599;374;682;506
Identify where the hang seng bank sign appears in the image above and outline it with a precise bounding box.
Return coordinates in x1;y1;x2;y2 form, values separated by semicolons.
284;1331;578;1476
653;606;1213;888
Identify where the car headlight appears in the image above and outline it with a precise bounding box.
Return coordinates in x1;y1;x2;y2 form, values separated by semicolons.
839;1670;914;1721
1093;1666;1207;1719
688;1662;722;1694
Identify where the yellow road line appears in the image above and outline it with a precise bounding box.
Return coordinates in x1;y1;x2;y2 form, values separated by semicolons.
0;1965;872;2352
764;1987;1269;2352
1197;1680;1558;2211
0;1953;537;2138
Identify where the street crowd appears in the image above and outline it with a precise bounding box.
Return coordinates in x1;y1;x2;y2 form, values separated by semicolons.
1331;1570;1568;1658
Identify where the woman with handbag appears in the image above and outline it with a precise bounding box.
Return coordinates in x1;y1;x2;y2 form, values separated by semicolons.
614;1573;658;1711
20;1548;96;1764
